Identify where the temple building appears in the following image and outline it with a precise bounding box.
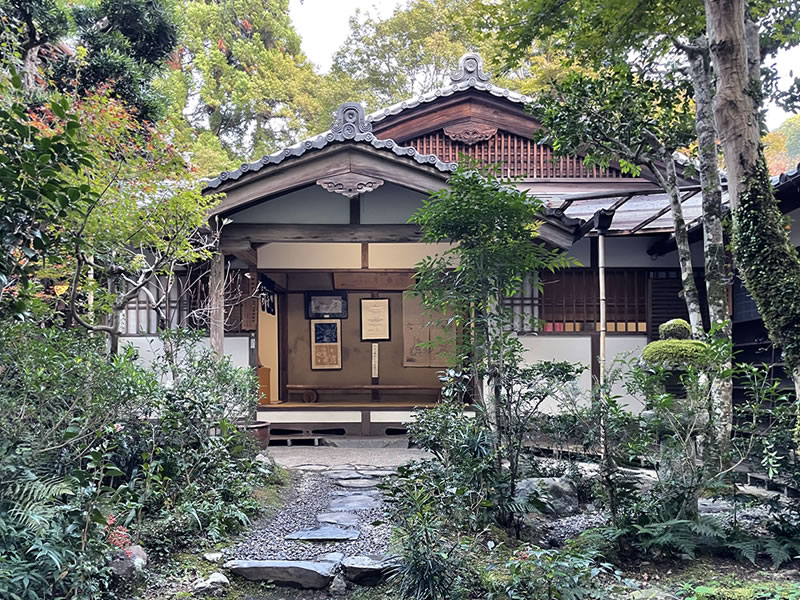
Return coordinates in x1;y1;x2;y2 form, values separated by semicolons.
120;54;800;443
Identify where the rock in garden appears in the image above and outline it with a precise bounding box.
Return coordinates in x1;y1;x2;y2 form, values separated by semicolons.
323;470;366;480
342;555;393;585
295;464;328;472
629;587;678;600
327;494;378;511
285;525;360;541
357;469;396;477
335;478;378;489
193;572;229;596
223;558;340;589
516;477;579;516
329;573;348;595
317;512;360;526
109;544;148;579
203;552;223;563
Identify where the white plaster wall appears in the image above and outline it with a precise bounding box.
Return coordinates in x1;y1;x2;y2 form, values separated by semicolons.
606;336;647;411
368;242;455;269
258;242;361;269
519;335;593;412
122;335;251;369
361;183;428;224
603;236;699;268
229;185;349;224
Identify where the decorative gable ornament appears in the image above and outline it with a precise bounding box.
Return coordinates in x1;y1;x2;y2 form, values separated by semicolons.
331;102;372;139
316;173;385;198
449;53;490;85
443;123;498;145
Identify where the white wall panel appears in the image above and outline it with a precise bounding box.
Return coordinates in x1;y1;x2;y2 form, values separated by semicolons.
258;242;361;269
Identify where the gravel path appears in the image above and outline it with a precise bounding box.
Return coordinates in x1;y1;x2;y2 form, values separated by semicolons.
269;446;431;469
225;467;394;562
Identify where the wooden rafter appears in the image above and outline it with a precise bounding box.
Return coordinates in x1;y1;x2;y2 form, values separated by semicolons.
628;189;700;234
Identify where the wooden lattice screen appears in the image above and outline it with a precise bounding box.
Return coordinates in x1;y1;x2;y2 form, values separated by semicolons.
407;130;630;179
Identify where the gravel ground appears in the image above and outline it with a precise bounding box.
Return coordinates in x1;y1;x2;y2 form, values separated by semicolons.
268;446;431;469
225;470;393;561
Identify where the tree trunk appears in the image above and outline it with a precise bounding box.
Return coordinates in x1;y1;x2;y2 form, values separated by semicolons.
706;0;800;433
209;251;225;357
686;40;733;461
649;158;704;334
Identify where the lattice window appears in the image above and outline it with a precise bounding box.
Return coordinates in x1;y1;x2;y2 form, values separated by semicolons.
504;269;648;334
122;269;257;336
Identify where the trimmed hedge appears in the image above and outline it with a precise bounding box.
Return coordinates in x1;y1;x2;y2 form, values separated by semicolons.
641;339;710;368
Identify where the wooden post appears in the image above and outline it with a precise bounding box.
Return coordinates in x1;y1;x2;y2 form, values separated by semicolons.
598;231;607;384
209;251;225;357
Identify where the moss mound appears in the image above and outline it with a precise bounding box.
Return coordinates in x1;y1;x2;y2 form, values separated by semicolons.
641;339;709;368
658;318;692;340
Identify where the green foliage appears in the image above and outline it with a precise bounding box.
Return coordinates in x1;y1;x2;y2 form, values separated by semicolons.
641;340;711;368
732;156;800;395
0;69;93;318
0;323;272;598
486;545;619;600
659;319;693;340
679;580;800;600
528;62;696;172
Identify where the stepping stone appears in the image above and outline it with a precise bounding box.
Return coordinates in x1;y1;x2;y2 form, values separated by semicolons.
331;489;379;496
294;464;328;472
317;512;360;527
323;470;367;480
285;526;360;541
328;495;378;511
342;555;394;586
224;558;340;589
328;464;355;471
357;469;396;477
335;479;378;489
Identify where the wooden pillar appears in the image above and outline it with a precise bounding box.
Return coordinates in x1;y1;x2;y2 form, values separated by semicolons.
209;251;225;356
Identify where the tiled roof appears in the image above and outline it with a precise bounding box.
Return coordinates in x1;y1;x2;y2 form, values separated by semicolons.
366;53;533;125
205;102;458;190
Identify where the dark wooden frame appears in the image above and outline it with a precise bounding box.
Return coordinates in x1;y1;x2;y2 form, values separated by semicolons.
360;297;391;341
304;291;348;319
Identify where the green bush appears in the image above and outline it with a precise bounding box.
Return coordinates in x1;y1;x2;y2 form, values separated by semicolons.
0;323;273;599
659;318;692;340
641;339;710;368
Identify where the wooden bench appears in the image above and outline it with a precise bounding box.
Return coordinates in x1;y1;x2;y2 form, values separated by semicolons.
285;384;442;403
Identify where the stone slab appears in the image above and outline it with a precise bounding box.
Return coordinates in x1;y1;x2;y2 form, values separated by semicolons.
285;526;360;541
327;495;378;511
342;555;393;586
317;512;360;527
223;559;339;589
335;479;378;489
323;470;368;480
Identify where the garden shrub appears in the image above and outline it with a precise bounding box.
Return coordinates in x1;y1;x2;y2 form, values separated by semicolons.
659;318;693;340
640;339;711;368
0;322;273;599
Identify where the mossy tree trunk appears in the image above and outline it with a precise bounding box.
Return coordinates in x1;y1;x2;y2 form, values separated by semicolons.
706;0;800;433
647;156;704;335
685;38;733;461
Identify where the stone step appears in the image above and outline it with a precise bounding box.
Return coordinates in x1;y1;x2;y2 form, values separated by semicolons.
327;494;378;511
335;478;378;489
224;553;343;589
317;512;359;526
285;526;360;541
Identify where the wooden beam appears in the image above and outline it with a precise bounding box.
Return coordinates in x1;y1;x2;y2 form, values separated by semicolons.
221;223;425;244
220;239;258;266
627;190;700;234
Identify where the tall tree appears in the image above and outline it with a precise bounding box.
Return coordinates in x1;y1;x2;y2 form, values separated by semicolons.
331;0;574;110
704;0;800;428
161;0;337;163
1;0;178;121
